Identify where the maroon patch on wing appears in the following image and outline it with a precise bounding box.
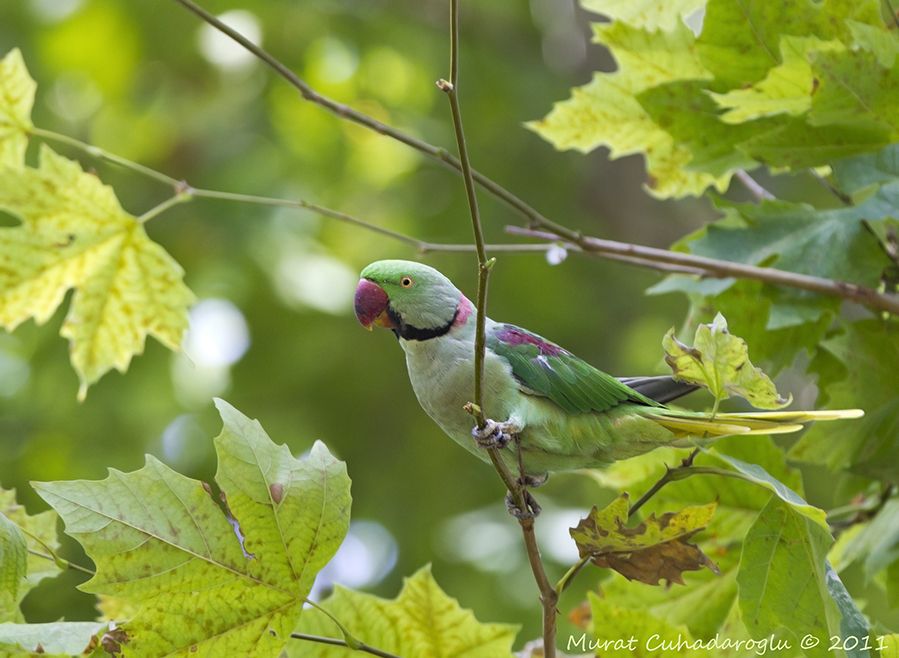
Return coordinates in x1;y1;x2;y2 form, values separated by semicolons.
496;326;566;356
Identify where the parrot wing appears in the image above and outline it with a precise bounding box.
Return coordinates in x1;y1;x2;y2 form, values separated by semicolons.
486;323;662;414
617;376;698;404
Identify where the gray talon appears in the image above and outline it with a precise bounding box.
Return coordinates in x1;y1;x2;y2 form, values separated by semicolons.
471;419;514;449
505;491;542;520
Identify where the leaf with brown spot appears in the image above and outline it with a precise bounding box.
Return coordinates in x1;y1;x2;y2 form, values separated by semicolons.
663;312;791;409
570;494;718;586
32;400;351;657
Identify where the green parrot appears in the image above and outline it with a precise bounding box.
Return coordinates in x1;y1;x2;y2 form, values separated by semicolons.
354;259;861;487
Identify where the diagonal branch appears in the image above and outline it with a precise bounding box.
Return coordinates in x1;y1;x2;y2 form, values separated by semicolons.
170;0;557;230
507;226;899;315
170;0;899;319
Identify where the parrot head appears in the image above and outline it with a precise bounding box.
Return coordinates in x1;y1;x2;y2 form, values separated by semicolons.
354;260;470;339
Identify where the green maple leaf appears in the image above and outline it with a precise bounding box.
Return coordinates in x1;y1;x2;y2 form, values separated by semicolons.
790;320;899;481
0;49;35;166
738;498;870;658
660;195;893;327
570;494;718;586
0;488;63;623
810;48;899;136
0;514;26;624
580;0;705;32
663;313;791;410
529;18;730;198
711;37;845;124
33;400;351;657
0;146;195;399
289;566;518;658
697;0;883;87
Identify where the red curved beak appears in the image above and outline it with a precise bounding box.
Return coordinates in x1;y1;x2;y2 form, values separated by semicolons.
354;279;393;330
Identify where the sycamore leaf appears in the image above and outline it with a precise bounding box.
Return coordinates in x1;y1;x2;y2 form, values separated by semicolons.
289;566;518;658
596;437;804;639
702;448;827;527
790;321;899;481
33;399;351;657
636;80;768;176
0;145;195;399
584;595;700;658
740;117;891;169
682;198;891;293
738;498;870;658
809;48;899;135
663;313;791;409
711;37;845;124
0;621;107;656
831;143;899;195
570;493;718;586
0;49;35;166
0;514;26;623
600;547;740;640
825;499;899;582
529;20;730;198
697;0;883;87
0;488;62;623
882;636;899;658
847;20;899;68
580;0;705;32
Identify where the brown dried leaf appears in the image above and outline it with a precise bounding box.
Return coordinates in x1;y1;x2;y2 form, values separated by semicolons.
570;493;718;586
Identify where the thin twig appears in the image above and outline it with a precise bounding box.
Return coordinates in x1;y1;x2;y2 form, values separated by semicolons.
29;128;181;187
440;3;557;656
555;555;591;594
28;549;95;576
27;125;552;254
811;170;853;206
169;0;560;230
628;449;699;518
507;226;899;315
290;633;403;658
735;170;775;201
884;0;899;30
138;193;192;223
170;0;899;318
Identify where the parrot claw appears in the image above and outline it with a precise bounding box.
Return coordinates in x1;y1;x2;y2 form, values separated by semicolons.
471;418;519;449
505;490;541;520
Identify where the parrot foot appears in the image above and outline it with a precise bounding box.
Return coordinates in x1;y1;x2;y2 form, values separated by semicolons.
505;490;542;520
471;418;521;450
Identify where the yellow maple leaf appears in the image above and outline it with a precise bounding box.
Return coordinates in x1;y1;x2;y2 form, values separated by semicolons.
0;146;195;399
528;21;729;198
0;49;36;166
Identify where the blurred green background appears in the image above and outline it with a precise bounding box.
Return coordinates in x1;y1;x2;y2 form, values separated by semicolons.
0;0;869;644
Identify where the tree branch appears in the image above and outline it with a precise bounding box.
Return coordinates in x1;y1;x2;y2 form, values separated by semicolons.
170;0;559;230
169;0;899;318
440;3;557;656
27;126;557;255
735;170;775;201
507;226;899;316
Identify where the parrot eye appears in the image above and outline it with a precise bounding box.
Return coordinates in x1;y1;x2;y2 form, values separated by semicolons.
400;276;414;288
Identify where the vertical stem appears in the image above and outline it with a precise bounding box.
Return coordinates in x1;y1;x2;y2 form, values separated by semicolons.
440;2;557;655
